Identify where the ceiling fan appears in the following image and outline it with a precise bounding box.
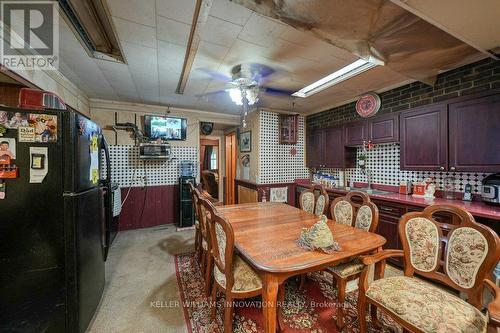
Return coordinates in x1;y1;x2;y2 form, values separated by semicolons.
198;63;294;107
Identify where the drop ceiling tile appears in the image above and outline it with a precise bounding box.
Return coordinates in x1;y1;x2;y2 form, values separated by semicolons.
192;41;228;72
156;0;196;25
201;16;242;48
159;71;180;94
157;16;191;46
107;0;156;27
113;17;157;49
120;41;158;73
238;13;286;48
210;0;252;26
96;60;140;100
158;40;186;75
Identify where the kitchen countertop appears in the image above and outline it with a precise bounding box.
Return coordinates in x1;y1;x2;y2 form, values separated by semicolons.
295;180;500;221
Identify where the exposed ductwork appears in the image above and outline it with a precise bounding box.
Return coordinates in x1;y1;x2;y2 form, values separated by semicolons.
58;0;124;62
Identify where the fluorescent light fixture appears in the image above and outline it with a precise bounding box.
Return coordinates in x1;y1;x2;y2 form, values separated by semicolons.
292;59;377;98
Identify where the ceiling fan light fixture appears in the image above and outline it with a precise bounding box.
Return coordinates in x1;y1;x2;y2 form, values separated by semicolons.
246;87;259;105
292;59;378;98
228;88;243;105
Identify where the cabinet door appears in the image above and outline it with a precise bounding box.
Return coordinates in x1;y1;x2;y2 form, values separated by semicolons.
449;94;500;172
368;113;399;143
323;126;344;168
306;128;325;168
344;121;368;146
400;104;448;171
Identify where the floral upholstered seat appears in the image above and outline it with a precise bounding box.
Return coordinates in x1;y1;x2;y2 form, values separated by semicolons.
299;185;329;216
366;276;487;333
214;255;262;293
327;258;365;278
356;205;500;333
202;239;208;251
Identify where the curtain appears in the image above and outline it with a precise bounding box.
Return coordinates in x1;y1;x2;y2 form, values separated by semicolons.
203;145;213;170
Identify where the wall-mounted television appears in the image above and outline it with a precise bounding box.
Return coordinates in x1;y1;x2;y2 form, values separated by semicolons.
144;115;187;141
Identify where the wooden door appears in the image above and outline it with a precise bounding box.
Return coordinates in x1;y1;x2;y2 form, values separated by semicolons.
449;94;500;172
368;112;399;143
305;128;325;168
400;104;448;171
344;121;368;146
225;132;237;205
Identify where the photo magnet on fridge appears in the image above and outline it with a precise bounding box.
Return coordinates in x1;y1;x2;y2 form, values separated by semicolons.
29;114;58;142
0;138;16;163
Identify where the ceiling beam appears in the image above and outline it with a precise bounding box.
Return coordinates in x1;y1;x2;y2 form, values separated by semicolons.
390;0;499;60
176;0;213;94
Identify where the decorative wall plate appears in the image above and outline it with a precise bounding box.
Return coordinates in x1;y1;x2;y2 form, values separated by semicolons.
356;92;381;118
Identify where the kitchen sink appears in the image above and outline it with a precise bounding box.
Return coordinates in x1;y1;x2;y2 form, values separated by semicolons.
333;187;391;195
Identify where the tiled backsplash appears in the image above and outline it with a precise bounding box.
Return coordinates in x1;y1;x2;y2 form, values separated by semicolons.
316;143;491;194
109;145;198;187
259;111;309;184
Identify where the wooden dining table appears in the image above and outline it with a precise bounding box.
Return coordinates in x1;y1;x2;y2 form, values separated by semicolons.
217;201;387;333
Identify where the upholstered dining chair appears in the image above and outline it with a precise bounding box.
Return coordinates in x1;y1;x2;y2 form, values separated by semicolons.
204;204;263;333
188;182;202;261
195;193;215;297
299;184;329;216
357;204;500;333
326;191;379;329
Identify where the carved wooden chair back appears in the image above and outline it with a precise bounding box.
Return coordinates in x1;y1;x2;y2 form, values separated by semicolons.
197;191;212;244
205;205;236;291
398;204;500;309
299;185;329;216
330;191;379;232
189;183;200;220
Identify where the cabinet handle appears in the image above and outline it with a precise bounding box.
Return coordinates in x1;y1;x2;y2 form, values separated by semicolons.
450;167;456;171
439;166;445;171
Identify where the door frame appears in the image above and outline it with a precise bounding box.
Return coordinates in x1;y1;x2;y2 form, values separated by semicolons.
224;131;237;205
200;136;222;200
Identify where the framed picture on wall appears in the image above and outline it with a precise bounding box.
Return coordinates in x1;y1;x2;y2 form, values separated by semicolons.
240;131;251;152
279;114;298;144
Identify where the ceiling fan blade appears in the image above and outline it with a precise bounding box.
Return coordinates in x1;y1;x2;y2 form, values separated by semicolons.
196;68;231;82
195;90;227;98
261;86;294;96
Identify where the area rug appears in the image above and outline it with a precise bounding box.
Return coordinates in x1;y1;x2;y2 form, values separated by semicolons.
175;252;400;333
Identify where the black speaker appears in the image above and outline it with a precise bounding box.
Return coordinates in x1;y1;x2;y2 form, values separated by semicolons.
200;122;214;135
179;176;195;228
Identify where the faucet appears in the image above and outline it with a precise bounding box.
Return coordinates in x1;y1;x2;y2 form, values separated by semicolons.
364;168;372;190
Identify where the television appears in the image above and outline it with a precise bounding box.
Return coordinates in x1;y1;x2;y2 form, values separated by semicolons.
144;115;187;141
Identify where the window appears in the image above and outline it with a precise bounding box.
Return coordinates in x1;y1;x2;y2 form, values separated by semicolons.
210;148;217;170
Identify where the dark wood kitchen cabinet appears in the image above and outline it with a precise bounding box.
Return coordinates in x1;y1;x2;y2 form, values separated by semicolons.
344;121;368;146
400;104;448;171
306;128;325;168
368;113;399;144
448;94;500;172
345;113;399;146
306;126;355;168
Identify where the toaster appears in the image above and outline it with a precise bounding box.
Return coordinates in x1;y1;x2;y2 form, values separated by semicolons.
482;173;500;205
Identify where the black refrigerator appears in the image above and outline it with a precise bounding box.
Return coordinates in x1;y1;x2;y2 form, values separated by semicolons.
0;106;111;333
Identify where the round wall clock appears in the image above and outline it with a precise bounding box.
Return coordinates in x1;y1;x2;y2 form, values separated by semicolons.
356;92;381;118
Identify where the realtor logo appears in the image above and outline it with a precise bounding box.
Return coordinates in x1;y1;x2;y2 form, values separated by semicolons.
1;1;59;70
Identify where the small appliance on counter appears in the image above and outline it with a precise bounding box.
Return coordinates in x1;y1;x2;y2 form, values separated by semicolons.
482;173;500;206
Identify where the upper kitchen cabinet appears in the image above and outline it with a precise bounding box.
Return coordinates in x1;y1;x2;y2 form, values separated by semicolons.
400;104;448;171
324;126;354;168
344;121;368;146
345;113;399;146
306;126;355;168
306;128;325;168
368;113;399;144
449;94;500;172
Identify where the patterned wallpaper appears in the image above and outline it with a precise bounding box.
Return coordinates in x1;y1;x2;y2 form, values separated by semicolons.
316;143;490;194
109;145;198;187
258;111;309;184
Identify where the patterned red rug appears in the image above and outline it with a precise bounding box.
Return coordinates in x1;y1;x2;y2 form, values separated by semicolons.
175;252;400;333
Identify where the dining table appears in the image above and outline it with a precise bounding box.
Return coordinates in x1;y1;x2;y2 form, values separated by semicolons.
217;201;387;333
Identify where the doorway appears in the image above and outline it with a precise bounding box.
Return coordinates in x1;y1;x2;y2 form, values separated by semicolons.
225;132;237;205
200;138;220;199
